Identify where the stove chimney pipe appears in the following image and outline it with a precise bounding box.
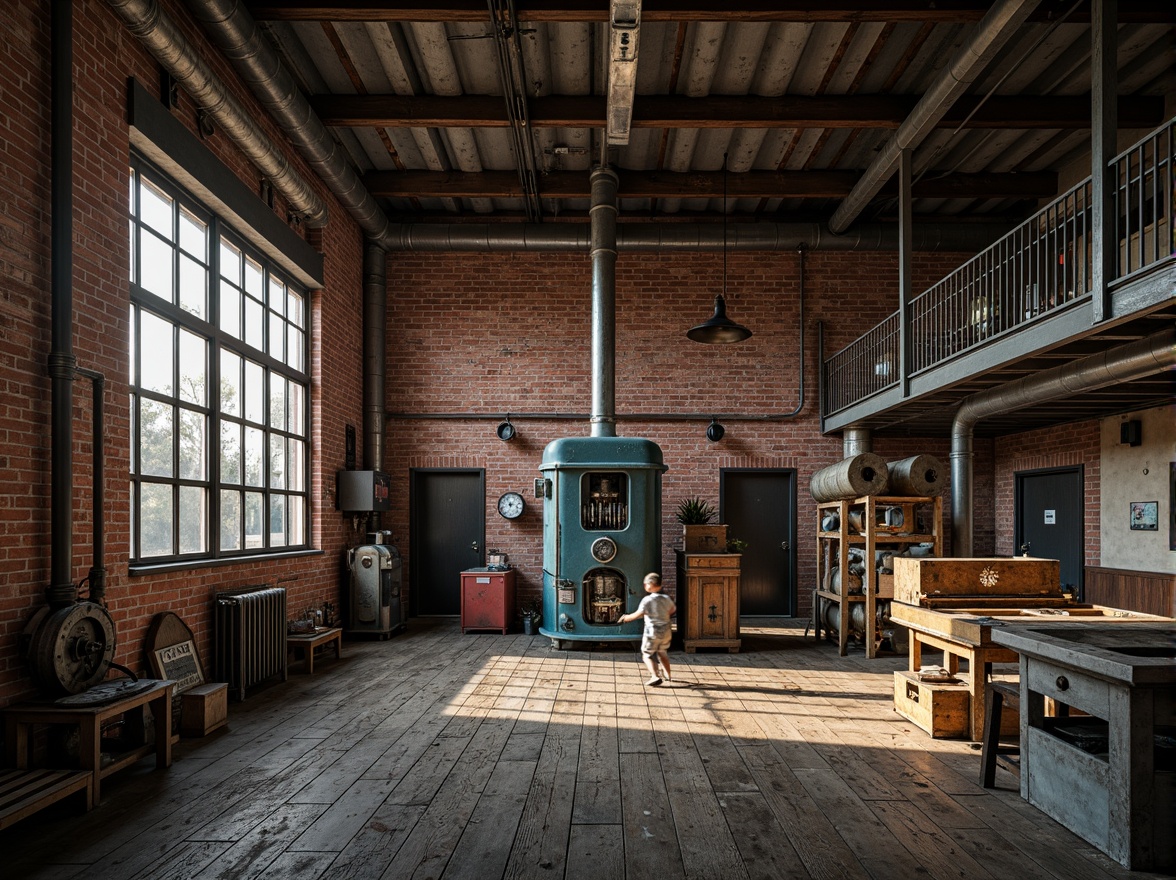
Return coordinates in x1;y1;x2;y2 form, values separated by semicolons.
589;166;619;438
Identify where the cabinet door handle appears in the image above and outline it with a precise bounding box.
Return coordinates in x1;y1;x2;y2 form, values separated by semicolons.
780;541;790;551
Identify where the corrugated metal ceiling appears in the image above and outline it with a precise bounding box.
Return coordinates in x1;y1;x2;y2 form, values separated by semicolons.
246;3;1173;224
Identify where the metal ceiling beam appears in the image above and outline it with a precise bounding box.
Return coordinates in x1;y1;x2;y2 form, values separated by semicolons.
311;94;1164;130
829;0;1039;234
364;168;1058;199
245;1;1175;24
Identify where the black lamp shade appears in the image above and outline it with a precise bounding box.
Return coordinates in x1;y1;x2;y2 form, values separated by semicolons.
496;420;516;441
706;420;725;442
687;294;753;344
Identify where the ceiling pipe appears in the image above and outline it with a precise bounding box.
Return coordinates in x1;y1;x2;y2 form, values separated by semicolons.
383;221;1010;253
108;0;327;226
829;0;1039;234
950;326;1176;556
185;0;385;239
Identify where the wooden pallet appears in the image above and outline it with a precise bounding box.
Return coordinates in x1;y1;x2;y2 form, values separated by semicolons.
0;768;93;830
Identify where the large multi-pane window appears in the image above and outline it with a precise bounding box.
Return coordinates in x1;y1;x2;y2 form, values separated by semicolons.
129;159;308;563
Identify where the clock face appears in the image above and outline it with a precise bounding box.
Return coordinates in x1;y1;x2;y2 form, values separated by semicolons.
497;492;525;519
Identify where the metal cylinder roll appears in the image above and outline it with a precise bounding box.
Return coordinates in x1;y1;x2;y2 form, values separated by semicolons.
809;453;889;502
886;454;945;496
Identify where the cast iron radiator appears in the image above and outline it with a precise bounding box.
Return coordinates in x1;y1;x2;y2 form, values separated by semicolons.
213;586;289;700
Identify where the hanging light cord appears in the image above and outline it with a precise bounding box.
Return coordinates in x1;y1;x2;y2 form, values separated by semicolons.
722;152;728;298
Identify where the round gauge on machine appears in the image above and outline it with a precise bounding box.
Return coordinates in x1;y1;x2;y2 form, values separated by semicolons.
497;491;526;519
590;536;617;563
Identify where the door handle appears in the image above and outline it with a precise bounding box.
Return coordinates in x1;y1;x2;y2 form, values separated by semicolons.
471;541;479;553
780;541;790;551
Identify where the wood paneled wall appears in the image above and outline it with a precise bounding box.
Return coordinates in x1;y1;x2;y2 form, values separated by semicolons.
1085;566;1176;617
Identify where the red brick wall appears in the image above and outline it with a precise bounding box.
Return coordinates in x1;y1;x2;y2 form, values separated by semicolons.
993;419;1101;561
384;249;979;616
0;0;364;704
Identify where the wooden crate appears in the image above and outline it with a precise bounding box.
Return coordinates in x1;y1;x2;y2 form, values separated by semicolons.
180;682;229;737
683;525;728;553
893;557;1061;606
893;670;970;738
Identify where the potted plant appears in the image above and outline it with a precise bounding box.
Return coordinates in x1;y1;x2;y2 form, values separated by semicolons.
676;497;727;553
519;598;542;635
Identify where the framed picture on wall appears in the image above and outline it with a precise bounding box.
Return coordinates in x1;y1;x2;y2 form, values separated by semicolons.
1130;500;1158;531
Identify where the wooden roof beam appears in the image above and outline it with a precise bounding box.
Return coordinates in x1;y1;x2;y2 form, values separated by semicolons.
247;2;1175;25
312;94;1164;131
363;169;1058;200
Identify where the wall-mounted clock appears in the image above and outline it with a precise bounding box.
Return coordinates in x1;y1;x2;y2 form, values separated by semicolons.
497;491;525;519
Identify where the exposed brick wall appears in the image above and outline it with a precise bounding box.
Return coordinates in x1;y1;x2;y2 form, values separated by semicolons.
0;0;364;704
993;419;1101;562
384;249;980;619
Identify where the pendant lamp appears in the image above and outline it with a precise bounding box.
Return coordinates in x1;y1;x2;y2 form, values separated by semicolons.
687;154;752;344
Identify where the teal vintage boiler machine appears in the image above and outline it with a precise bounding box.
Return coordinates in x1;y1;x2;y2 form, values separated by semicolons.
538;436;666;645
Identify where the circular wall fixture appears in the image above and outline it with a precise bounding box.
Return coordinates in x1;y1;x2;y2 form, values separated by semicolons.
706;419;725;442
496;420;516;441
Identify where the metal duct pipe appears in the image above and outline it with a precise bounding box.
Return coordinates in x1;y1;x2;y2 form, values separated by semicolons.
383;221;1009;253
950;327;1176;555
842;428;872;456
48;0;76;609
363;242;387;473
590;167;619;437
829;0;1038;234
186;0;389;239
107;0;327;226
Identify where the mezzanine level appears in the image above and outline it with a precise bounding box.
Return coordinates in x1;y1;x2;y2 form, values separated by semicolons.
822;119;1176;438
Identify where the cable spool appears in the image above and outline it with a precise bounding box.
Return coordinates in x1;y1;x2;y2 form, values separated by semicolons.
809;453;889;502
886;454;944;497
23;602;117;695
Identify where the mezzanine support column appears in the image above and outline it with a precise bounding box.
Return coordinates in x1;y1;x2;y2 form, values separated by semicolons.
1091;0;1117;324
898;148;913;397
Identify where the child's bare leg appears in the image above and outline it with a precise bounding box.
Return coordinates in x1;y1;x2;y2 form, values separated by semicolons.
657;651;672;681
643;654;659;678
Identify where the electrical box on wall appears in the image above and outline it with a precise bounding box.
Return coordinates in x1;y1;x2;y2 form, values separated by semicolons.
337;470;391;512
1120;420;1142;446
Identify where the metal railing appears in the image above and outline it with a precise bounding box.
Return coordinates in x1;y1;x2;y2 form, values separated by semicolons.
1115;119;1174;282
823;117;1175;417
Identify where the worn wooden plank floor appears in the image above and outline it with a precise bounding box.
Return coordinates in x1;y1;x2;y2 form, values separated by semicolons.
4;618;1167;880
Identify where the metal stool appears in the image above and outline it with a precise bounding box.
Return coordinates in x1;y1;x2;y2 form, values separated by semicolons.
979;679;1021;788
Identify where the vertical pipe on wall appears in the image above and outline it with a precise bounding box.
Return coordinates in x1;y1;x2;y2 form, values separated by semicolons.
589;167;619;438
47;0;77;609
363;241;387;474
843;428;873;457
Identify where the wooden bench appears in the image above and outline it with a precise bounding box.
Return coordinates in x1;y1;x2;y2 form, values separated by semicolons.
0;768;93;830
287;627;343;675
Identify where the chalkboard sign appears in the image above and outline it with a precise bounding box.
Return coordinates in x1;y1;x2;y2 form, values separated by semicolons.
153;640;204;691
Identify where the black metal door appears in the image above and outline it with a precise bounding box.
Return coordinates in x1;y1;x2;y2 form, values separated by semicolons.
1015;466;1084;597
410;469;485;615
720;469;797;616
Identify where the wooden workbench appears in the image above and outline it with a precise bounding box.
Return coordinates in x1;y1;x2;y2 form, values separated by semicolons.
991;623;1175;871
890;603;1166;740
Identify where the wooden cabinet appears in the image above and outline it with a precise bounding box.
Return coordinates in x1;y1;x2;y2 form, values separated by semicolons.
460;568;516;634
675;551;741;653
814;494;941;658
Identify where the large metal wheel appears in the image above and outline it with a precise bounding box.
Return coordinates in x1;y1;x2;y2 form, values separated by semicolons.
24;602;117;694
